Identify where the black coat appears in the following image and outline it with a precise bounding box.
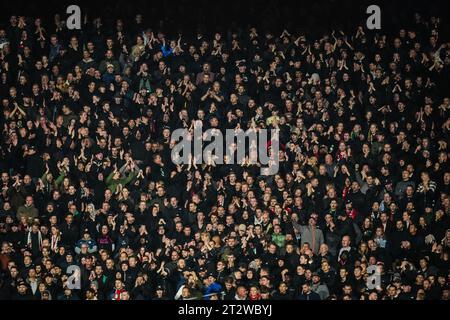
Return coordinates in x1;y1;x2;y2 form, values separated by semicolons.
297;291;321;300
59;222;80;247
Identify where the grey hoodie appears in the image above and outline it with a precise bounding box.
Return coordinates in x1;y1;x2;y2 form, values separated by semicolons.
311;282;330;300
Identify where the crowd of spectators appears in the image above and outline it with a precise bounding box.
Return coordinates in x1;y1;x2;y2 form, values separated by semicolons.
0;9;449;300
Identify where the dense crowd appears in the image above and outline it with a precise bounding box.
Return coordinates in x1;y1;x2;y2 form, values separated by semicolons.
0;10;449;301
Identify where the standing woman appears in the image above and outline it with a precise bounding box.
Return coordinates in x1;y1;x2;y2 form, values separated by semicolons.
33;18;48;58
357;241;370;263
131;35;145;62
50;225;61;253
361;217;374;242
97;225;115;253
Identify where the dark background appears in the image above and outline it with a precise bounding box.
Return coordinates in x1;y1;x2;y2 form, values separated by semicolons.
0;0;449;39
0;0;449;312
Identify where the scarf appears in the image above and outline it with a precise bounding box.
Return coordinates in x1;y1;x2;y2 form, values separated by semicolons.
51;234;60;251
113;288;125;300
27;230;42;250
